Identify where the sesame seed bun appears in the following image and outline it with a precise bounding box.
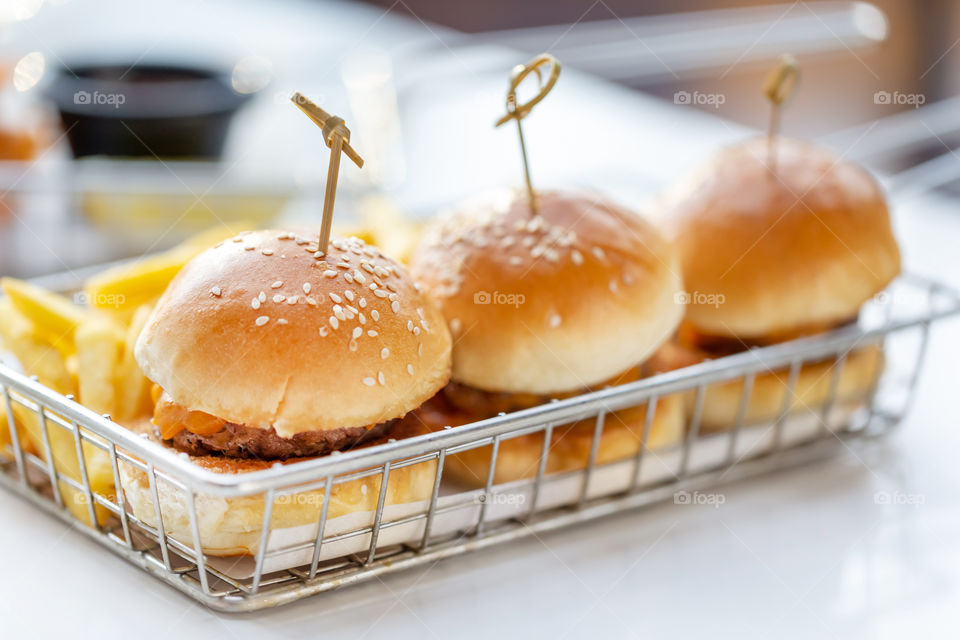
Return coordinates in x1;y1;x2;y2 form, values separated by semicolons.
409;190;683;394
135;231;452;438
657;137;901;339
405;367;684;486
644;341;883;433
118;418;436;556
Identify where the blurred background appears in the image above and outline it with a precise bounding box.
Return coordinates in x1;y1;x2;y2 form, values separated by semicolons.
1;0;958;278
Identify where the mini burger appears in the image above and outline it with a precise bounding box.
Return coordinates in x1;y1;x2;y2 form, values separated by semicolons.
407;189;686;486
649;137;900;431
120;230;452;556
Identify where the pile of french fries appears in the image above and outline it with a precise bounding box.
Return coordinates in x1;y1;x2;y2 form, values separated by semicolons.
0;225;248;525
0;210;422;527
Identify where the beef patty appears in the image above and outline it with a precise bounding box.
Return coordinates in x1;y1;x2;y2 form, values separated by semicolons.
165;419;398;460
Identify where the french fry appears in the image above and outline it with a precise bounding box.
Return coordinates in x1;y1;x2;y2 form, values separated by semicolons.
115;304;154;421
1;278;88;355
75;316;124;416
356;195;423;264
0;298;113;526
82;223;254;314
0;297;74;394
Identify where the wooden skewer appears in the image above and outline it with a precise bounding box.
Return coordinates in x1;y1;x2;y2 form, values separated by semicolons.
763;54;799;168
495;53;561;215
291;92;364;256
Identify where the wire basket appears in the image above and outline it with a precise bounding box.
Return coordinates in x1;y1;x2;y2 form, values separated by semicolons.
0;273;957;612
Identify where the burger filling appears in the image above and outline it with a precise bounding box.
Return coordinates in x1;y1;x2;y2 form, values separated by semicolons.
151;387;395;460
439;368;642;419
645;318;856;374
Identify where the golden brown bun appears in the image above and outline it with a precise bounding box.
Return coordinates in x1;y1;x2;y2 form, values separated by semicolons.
645;341;883;433
118;418;437;556
405;373;684;487
410;190;683;394
657;137;901;339
135;231;452;438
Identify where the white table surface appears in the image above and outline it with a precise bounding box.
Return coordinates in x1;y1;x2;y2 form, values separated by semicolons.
3;1;960;638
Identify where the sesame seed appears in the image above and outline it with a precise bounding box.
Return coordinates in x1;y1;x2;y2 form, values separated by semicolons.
244;245;256;251
334;305;346;321
388;293;398;302
407;364;414;375
277;318;288;325
271;281;283;288
344;290;355;302
417;308;425;320
329;316;339;330
450;318;462;334
372;310;380;321
251;298;261;310
344;272;354;284
255;316;269;326
349;340;358;352
407;320;414;331
359;297;367;308
358;313;366;324
361;262;375;273
571;249;584;265
354;271;366;284
418;344;423;357
210;286;222;296
305;297;317;306
381;348;390;359
377;371;385;385
319;327;329;337
337;262;350;269
314;251;324;258
509;256;523;266
329;293;342;303
302;283;311;294
609;280;619;293
544;248;559;262
373;289;389;298
261;249;274;256
232;236;243;242
363;377;376;386
323;270;338;278
413;326;421;335
592;247;606;260
258;291;267;303
623;272;635;285
272;294;285;303
346;305;358;316
286;296;298;305
531;245;545;258
549;313;562;328
368;330;378;337
352;327;362;339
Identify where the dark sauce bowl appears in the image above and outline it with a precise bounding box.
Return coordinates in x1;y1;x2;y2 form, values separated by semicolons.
47;63;253;159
